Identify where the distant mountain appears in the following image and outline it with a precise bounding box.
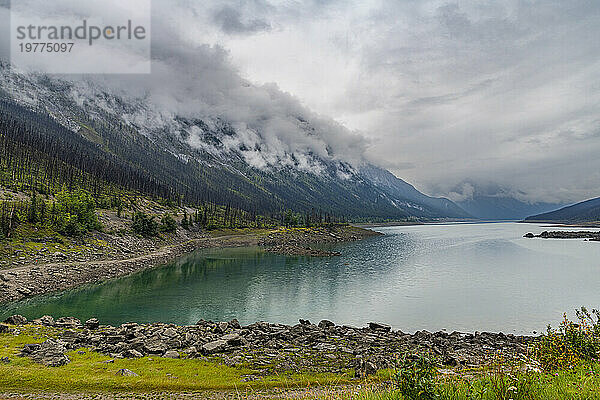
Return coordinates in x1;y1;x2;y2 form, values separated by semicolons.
457;195;564;221
0;63;467;220
360;166;470;219
525;197;600;223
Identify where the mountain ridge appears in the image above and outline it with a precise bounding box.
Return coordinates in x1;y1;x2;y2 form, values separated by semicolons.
0;63;469;220
525;197;600;223
457;195;565;221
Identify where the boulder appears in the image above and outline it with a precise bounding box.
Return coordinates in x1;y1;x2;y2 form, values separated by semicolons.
201;340;228;354
184;346;198;356
25;340;70;367
162;327;177;338
0;324;11;334
442;354;458;366
413;330;432;340
55;317;81;328
21;344;41;354
115;368;139;376
214;321;229;334
183;332;197;345
368;322;391;332
17;287;32;296
229;319;241;329
4;315;27;325
143;337;168;354
353;359;378;378
221;333;246;347
37;315;56;326
124;349;143;358
85;318;100;330
106;335;124;344
163;350;180;359
318;320;335;329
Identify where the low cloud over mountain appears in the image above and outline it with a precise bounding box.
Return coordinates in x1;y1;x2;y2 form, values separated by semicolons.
2;0;599;205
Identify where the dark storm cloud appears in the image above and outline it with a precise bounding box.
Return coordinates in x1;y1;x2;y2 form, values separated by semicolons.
213;6;271;34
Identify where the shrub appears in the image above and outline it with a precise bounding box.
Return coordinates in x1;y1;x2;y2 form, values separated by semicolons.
54;189;101;236
132;211;159;237
486;355;538;400
160;213;177;233
62;217;84;237
181;212;189;229
27;192;39;223
534;308;600;371
394;352;438;400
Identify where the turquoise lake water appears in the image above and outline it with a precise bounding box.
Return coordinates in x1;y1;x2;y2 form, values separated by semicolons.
3;222;600;334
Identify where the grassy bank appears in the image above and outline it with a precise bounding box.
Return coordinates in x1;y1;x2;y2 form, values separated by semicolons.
0;326;354;393
1;309;600;399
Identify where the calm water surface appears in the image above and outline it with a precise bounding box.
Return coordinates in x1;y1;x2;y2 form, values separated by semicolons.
3;222;600;334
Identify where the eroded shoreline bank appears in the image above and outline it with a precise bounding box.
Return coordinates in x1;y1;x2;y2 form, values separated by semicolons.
0;225;381;305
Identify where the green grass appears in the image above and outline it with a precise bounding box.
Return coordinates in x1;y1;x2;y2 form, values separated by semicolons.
0;327;351;393
349;364;600;400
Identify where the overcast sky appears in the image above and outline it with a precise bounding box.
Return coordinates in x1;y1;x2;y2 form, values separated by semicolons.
2;0;599;203
188;0;600;203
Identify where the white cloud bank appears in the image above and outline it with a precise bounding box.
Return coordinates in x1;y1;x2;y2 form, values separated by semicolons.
1;0;372;176
2;0;600;203
196;0;600;203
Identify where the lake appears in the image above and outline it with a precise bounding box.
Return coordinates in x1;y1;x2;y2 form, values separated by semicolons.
3;222;600;334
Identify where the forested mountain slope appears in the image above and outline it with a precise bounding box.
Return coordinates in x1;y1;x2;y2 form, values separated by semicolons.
525;197;600;223
0;63;468;220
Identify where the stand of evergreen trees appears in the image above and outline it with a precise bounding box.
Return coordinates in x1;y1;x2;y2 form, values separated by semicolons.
281;208;345;228
0;189;100;239
0;98;347;241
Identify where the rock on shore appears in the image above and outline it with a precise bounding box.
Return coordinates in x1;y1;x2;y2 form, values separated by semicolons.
524;231;600;240
264;245;341;257
3;315;534;376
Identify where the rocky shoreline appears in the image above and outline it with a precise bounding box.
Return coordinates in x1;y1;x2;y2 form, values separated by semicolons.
0;225;380;305
259;225;383;247
264;245;342;257
524;230;600;240
0;236;217;305
261;225;381;257
1;315;536;377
